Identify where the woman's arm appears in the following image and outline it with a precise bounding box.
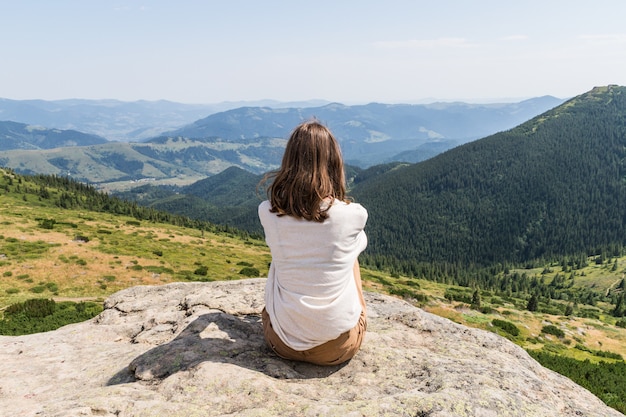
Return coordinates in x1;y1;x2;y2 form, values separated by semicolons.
354;259;366;316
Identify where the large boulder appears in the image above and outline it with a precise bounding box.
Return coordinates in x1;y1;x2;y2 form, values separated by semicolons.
0;278;622;416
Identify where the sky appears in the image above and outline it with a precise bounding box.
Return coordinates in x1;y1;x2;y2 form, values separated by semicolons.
1;0;626;104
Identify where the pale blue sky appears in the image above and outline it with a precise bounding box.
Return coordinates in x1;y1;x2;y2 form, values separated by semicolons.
1;0;625;104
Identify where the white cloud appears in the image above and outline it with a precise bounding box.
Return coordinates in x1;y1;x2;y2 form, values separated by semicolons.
373;37;478;49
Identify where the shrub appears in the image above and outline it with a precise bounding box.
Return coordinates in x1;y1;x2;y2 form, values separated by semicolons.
389;287;427;301
0;300;102;336
30;285;46;293
443;288;472;304
5;288;19;294
490;297;504;306
236;261;254;267
575;343;623;360
5;298;56;318
39;218;56;229
239;267;260;277
152;250;163;257
126;220;141;226
541;324;565;338
74;235;89;243
492;319;520;336
616;319;626;328
3;271;12;277
144;266;174;274
194;265;208;276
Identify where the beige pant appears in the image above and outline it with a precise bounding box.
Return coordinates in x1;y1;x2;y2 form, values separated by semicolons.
262;307;367;366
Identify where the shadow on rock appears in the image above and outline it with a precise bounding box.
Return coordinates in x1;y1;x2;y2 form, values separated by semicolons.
107;312;347;385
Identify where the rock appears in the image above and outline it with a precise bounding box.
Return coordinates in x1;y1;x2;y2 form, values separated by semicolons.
0;278;622;417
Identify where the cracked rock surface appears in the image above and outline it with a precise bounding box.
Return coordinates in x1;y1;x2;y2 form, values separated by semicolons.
1;278;622;417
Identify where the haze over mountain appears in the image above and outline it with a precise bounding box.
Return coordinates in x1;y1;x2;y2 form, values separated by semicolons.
0;96;564;188
0;98;330;142
167;96;564;166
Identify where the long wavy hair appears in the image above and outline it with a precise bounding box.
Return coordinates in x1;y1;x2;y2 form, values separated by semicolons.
260;120;347;222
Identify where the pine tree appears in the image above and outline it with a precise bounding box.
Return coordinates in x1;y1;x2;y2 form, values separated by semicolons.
527;294;539;312
613;295;624;317
471;289;481;310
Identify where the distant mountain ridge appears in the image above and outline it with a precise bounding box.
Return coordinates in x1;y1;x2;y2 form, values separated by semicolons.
0;120;107;151
0;98;330;142
169;96;564;166
0;96;564;187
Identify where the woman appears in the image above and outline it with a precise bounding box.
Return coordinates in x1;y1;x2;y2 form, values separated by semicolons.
258;120;368;366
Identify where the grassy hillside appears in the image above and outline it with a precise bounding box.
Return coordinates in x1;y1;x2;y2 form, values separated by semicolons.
0;170;270;309
0;168;624;412
2;170;624;360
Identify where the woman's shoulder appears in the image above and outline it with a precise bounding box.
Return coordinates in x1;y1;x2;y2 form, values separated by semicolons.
258;200;273;218
333;199;367;211
330;200;368;220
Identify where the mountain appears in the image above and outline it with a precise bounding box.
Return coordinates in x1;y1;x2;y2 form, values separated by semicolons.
351;85;626;269
112;163;401;233
169;96;565;167
0;137;283;187
0;120;107;150
0;97;563;188
0;98;220;142
108;85;626;273
114;166;265;231
0;98;330;142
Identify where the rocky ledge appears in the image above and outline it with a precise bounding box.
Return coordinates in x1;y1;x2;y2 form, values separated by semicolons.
0;278;622;417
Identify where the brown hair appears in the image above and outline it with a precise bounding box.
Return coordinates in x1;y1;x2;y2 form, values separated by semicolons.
260;120;347;222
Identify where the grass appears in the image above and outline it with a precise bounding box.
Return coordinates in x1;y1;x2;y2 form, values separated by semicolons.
360;268;626;364
2;196;624;366
0;196;271;308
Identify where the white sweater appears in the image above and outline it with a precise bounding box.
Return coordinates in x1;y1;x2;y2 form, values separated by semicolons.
259;199;368;351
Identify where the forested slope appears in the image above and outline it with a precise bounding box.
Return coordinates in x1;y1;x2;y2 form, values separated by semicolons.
352;85;626;270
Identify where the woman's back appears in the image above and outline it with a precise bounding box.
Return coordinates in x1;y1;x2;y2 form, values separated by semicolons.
260;199;367;350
